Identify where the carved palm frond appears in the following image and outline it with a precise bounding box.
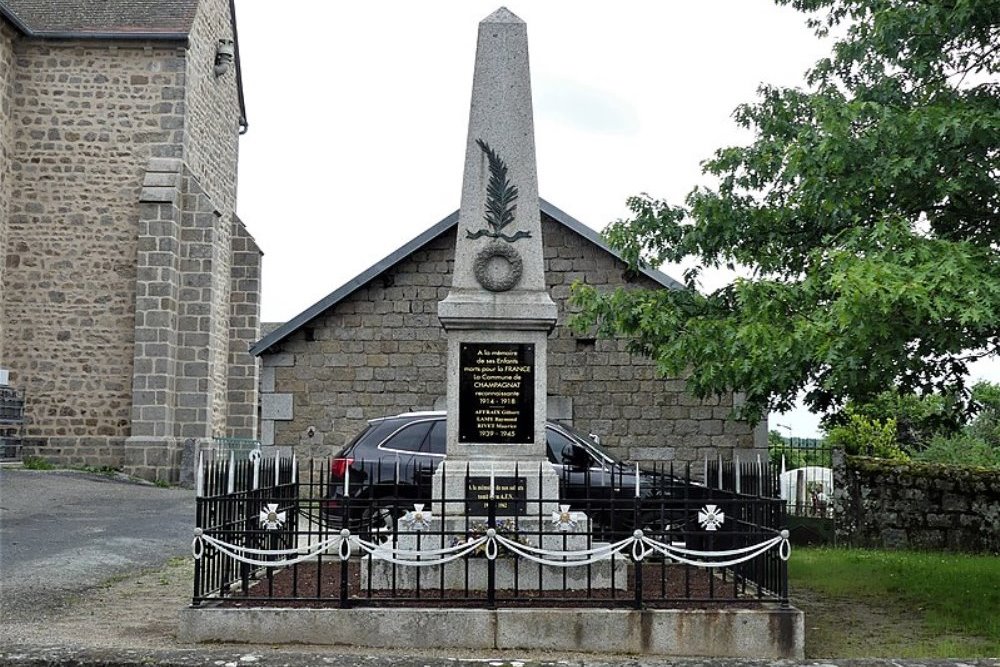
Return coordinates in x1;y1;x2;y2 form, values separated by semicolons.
466;139;531;243
476;138;518;232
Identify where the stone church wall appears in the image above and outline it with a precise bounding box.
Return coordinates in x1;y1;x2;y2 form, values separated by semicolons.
262;214;762;465
183;0;240;216
0;0;260;477
3;39;186;466
124;157;257;481
0;22;15;363
227;219;262;438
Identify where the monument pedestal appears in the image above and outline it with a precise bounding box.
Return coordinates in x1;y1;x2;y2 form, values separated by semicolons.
430;459;560;516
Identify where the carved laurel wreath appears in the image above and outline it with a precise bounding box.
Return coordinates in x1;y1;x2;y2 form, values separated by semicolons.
466;139;531;243
473;241;523;292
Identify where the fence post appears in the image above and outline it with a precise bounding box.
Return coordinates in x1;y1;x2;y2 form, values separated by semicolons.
779;501;789;608
735;455;741;495
487;493;496;609
340;460;351;609
226;451;235;494
192;459;203;606
633;492;643;610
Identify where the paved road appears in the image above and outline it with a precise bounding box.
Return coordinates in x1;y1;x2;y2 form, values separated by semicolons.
0;467;195;621
0;648;997;667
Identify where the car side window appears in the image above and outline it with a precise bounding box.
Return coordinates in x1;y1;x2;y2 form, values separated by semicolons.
382;421;434;453
425;420;446;455
546;428;577;465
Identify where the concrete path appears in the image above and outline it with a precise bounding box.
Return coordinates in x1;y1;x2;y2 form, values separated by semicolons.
0;467;194;620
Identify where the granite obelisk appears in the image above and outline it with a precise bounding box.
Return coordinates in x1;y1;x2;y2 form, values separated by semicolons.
435;7;559;504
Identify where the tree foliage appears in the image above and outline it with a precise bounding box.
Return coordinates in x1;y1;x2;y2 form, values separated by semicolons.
913;381;1000;467
571;0;1000;423
825;408;907;459
823;388;963;451
824;381;1000;466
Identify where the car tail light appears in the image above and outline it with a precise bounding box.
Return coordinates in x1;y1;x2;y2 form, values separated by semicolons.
330;457;354;480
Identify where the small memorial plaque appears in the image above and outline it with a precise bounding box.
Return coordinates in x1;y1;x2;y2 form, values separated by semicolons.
458;342;534;444
465;476;527;515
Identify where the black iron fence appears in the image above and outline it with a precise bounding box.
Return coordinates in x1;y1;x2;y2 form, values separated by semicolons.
769;437;834;518
192;456;789;609
192;451;298;602
0;386;25;461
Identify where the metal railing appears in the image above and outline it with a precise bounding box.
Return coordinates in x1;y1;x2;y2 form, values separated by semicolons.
192;456;789;609
770;438;834;518
208;436;262;461
0;386;25;461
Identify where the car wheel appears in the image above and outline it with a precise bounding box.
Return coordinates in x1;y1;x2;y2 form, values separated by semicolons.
361;506;398;544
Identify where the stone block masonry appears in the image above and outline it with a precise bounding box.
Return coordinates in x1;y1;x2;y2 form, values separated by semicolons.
183;0;242;216
833;451;1000;552
263;213;763;466
0;0;261;480
124;159;260;481
2;39;185;467
0;23;16;363
227;218;262;438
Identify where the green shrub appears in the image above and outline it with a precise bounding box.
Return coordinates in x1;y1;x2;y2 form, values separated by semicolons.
21;456;55;470
914;432;1000;468
826;408;908;460
968;381;1000;448
822;390;963;454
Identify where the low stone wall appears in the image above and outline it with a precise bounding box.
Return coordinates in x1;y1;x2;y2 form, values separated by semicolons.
832;451;1000;553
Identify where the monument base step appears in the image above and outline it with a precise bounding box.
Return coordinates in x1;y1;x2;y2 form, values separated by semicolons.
178;605;805;658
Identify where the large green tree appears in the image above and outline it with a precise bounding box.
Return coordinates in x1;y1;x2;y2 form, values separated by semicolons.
572;0;1000;423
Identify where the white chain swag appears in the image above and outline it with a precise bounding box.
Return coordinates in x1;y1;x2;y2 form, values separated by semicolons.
192;526;790;569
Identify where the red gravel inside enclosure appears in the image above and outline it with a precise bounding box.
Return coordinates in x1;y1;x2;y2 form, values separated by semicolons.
214;560;777;609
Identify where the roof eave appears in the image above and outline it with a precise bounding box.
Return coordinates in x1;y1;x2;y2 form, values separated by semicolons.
229;0;247;134
0;8;188;40
0;0;196;39
250;200;683;357
21;30;187;40
538;199;684;291
248;211;460;356
0;3;30;33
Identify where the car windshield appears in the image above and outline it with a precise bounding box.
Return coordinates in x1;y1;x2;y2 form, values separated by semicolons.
555;422;622;465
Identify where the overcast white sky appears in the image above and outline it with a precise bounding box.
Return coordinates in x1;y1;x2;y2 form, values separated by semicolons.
233;1;998;437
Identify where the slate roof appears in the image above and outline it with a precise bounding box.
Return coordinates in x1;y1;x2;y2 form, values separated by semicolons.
0;0;197;37
250;199;684;356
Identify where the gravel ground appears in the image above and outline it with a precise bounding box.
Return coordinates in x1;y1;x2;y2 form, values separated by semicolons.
2;555;997;667
2;469;994;665
0;555;640;662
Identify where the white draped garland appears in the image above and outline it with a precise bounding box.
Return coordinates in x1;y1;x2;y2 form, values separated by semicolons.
192;526;791;570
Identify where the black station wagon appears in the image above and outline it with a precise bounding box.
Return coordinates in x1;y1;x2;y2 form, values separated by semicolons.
322;411;708;540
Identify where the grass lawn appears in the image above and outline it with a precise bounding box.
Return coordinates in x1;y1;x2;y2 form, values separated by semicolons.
789;546;1000;658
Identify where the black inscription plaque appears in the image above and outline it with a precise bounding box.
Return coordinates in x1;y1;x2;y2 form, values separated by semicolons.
458;342;534;444
465;476;527;515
